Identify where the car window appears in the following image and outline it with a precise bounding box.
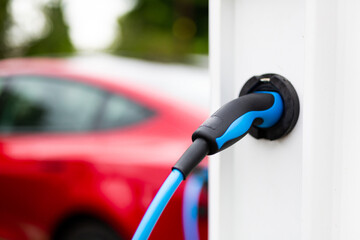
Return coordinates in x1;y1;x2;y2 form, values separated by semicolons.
98;94;154;129
0;75;106;133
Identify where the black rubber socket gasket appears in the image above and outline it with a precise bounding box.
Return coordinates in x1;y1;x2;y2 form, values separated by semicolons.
239;73;300;140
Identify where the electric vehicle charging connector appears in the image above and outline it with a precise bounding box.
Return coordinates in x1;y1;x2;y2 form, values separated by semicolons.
132;74;300;240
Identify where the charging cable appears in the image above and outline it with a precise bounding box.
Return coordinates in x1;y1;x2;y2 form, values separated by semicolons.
182;169;208;240
132;91;283;240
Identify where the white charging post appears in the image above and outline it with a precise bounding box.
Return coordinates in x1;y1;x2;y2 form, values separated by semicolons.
209;0;360;239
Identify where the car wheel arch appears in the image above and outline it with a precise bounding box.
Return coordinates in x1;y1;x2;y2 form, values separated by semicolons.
51;211;126;240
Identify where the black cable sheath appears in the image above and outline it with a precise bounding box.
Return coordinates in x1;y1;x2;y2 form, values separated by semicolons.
172;138;209;179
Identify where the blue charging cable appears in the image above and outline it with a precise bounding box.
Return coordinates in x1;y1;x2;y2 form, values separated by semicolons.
132;169;184;240
182;169;208;240
132;91;284;240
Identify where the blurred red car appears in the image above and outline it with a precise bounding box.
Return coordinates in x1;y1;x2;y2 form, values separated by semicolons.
0;59;208;240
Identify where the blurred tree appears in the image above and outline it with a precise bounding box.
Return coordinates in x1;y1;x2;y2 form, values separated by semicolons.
111;0;208;63
0;0;11;58
0;0;75;59
24;0;75;56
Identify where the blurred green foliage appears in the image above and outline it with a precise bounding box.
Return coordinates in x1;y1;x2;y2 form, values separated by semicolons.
0;0;208;63
0;0;74;59
111;0;208;62
0;0;11;58
24;1;75;57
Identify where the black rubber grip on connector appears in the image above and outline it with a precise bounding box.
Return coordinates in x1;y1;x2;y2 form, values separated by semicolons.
191;93;274;155
172;138;209;179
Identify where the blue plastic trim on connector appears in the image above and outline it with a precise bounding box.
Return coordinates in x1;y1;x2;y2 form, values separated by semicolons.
182;169;208;240
216;91;283;149
132;169;184;240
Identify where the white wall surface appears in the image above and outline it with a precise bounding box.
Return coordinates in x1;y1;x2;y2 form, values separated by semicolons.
303;0;360;239
209;0;360;239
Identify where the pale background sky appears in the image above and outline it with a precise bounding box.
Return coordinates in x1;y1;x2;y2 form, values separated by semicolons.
8;0;134;50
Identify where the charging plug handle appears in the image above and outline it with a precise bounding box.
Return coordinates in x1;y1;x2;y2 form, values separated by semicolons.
192;92;281;155
173;91;283;178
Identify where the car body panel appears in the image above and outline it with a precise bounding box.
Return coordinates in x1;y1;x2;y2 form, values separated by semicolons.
0;58;208;240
